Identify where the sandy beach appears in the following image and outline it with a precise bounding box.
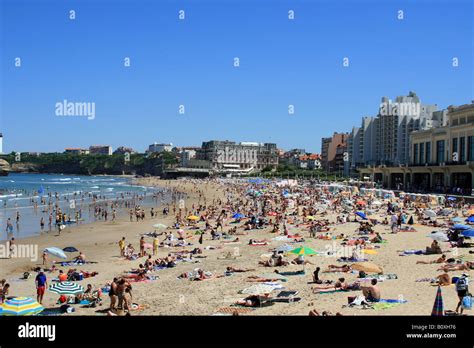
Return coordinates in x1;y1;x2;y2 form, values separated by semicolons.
0;178;471;316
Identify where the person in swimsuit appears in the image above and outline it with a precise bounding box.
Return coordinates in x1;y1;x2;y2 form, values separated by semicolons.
362;278;381;302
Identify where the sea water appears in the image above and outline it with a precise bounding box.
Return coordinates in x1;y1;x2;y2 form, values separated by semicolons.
0;173;168;241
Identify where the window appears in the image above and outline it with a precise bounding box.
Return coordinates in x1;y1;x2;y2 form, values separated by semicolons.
469;136;474;161
413;143;419;164
436;140;445;164
426;142;431;163
452;138;458;162
419;143;424;164
460;137;466;162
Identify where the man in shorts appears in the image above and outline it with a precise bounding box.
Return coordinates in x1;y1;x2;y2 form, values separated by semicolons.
35;269;47;304
455;274;470;314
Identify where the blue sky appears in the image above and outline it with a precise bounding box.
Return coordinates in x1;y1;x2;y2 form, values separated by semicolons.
1;0;472;153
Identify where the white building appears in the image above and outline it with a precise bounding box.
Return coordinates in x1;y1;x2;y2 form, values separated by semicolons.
148;143;173;153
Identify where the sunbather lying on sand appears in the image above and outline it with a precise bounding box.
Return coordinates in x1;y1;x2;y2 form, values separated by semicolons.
417;254;447;264
438;262;472;272
236;294;271;307
323;264;352;273
248;239;268;246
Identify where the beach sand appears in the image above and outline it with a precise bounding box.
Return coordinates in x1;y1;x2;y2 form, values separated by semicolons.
0;178;469;316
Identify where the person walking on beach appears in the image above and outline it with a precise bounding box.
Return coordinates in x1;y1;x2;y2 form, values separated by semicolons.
153;236;159;256
390;214;398;233
35;269;47;305
119;237;126;257
109;278;118;310
455;274;469;314
139;236;145;257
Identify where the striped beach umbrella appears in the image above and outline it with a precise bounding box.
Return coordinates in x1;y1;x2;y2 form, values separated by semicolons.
49;282;84;295
431;286;444;316
289;246;318;256
0;297;44;316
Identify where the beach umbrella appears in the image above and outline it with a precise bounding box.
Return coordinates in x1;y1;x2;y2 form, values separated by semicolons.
187;215;199;221
452;217;463;223
306;216;316;221
424;210;437;218
427;231;449;242
466;216;474;223
44;247;67;259
152;223;167;229
49;282;84;295
289;246;318;256
431;286;444;316
62;246;78;253
468;209;474;216
267;212;278;216
241;284;276;295
356;200;367;206
452;224;470;230
232;213;245;219
0;297;44;316
275;244;294;253
372;200;383;206
351;262;383;274
461;229;474;237
361;249;378;255
355;211;368;220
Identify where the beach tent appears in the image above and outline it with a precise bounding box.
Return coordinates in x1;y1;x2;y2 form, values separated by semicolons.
351;262;383;274
461;229;474;237
407;216;414;225
44;247;67;259
431;286;444;316
467;209;474;216
0;297;43;316
49;282;84;295
466;216;474;223
355;212;368;220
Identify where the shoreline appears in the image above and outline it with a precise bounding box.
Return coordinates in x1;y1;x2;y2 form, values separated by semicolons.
0;178;471;316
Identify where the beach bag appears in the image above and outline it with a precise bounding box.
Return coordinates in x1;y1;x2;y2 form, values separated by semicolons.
462;295;472;310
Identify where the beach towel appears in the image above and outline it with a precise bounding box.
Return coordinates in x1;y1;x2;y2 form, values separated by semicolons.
372;302;399;310
378;298;407;303
276;270;306;276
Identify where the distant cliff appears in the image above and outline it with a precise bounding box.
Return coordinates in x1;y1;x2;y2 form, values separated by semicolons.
0;158;11;176
0;152;176;176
